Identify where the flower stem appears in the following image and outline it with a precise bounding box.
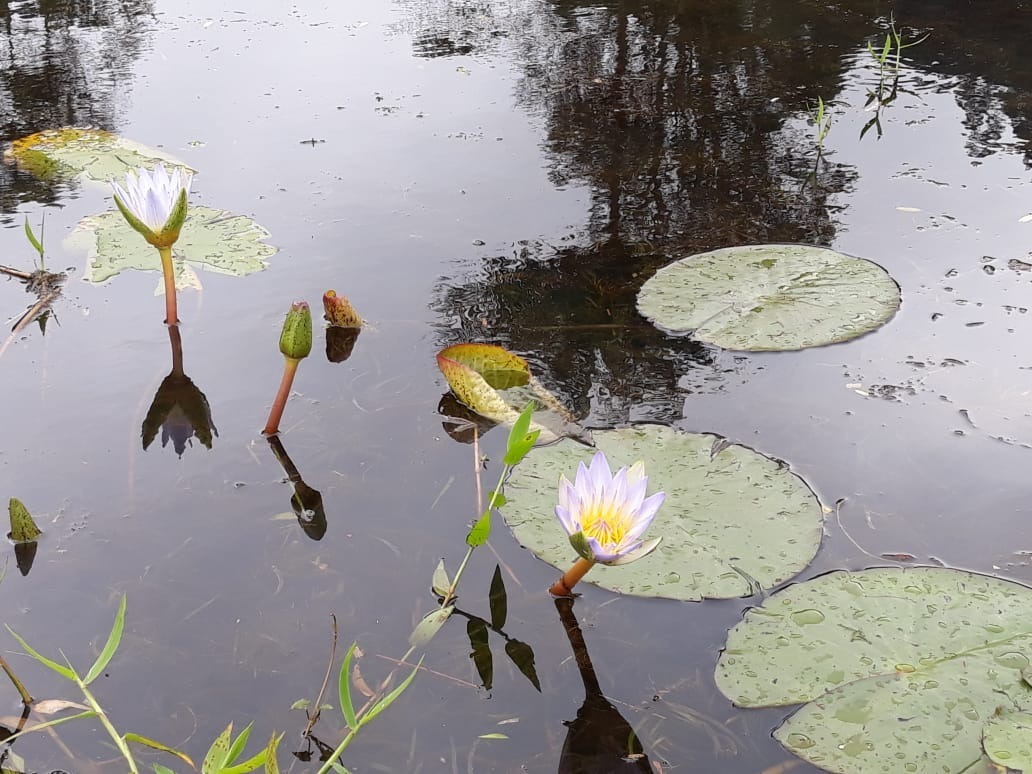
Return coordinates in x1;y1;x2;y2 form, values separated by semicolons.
79;680;138;774
550;557;595;597
157;246;178;325
263;356;300;435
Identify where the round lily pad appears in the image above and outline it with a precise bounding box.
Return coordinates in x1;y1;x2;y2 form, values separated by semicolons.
636;244;900;351
503;425;823;600
984;710;1032;769
716;567;1032;773
67;205;277;285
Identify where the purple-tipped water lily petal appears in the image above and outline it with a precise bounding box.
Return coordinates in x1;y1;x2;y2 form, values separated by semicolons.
606;537;662;566
553;450;665;566
555;504;577;536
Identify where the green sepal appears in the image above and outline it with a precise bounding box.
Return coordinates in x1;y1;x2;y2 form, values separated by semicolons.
568;531;595;562
112;191;159;245
279;301;313;360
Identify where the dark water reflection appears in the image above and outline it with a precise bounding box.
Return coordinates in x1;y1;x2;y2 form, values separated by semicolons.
0;0;155;218
2;0;1032;772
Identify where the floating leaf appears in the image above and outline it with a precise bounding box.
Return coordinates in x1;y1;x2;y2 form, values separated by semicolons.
984;709;1032;769
4;127;191;184
503;425;822;600
323;290;362;328
8;498;41;542
67;205;277;286
436;344;580;443
478;733;509;740
716;567;1032;773
636;244;900;351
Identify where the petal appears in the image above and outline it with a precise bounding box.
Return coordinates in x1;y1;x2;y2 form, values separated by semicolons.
625;460;646;486
606;537;662;566
622;491;665;542
585;534;620;563
555;505;577;536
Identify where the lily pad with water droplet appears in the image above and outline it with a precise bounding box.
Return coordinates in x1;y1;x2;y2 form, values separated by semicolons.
716;567;1032;773
983;709;1032;769
636;244;900;351
502;424;823;600
4;127;192;184
67;205;277;285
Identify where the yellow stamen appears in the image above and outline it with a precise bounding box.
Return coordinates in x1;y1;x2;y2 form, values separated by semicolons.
579;503;631;549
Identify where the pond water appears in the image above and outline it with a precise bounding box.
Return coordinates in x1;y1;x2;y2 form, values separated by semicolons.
2;0;1032;772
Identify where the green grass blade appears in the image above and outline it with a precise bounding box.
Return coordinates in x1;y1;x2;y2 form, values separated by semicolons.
125;732;195;769
85;594;126;684
264;732;283;774
3;710;96;743
338;642;359;730
24;216;44;258
222;745;267;774
359;656;424;728
224;721;254;766
6;625;76;680
153;765;177;774
203;723;233;773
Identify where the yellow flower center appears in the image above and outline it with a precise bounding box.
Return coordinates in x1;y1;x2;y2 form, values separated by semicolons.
580;502;632;548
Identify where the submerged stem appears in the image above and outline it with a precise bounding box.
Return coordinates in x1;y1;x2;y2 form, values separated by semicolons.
0;653;32;705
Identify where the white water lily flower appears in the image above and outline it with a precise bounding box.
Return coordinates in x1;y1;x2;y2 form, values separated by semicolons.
111;163;192;248
555;451;665;565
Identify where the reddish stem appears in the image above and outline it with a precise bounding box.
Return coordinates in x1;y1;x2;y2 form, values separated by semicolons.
550;557;595;597
263;357;300;435
158;246;179;325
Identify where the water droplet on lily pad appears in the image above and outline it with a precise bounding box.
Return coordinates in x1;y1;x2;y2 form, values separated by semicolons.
791;608;825;626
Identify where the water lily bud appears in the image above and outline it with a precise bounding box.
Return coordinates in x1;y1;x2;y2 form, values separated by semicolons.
279;301;313;360
323;289;362;328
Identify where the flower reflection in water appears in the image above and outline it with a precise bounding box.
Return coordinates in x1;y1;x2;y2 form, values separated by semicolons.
141;325;217;456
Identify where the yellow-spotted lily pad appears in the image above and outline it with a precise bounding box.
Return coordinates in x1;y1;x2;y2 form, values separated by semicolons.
436;343;587;444
3;127;192;184
716;567;1032;773
67;205;277;287
503;424;823;600
636;244;900;351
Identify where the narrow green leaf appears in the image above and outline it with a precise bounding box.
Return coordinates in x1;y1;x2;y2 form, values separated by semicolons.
5;626;76;680
264;732;283;774
125;732;194;769
202;723;233;774
329;764;351;774
24;216;44;258
8;498;41;543
478;733;509;740
1;710;96;743
84;594;126;684
466;509;491;548
409;607;453;650
359;657;424;728
502;403;537;465
154;765;177;774
290;699;310;710
224;722;254;767
467;618;492;691
488;565;507;630
431;559;450;598
222;744;266;774
338;642;359;730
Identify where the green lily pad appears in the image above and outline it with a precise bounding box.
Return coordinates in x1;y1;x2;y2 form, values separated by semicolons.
636;244;900;351
4;127;192;184
67;205;277;285
8;498;41;542
503;425;823;600
984;709;1032;770
716;567;1032;773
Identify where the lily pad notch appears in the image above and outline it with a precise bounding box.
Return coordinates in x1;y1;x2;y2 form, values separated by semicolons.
636;244;901;351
